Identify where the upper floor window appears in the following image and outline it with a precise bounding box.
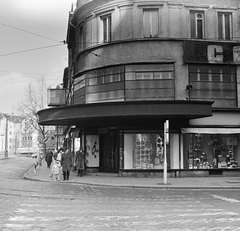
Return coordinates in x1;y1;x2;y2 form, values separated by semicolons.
218;12;232;40
101;14;112;42
189;65;236;107
74;75;85;91
143;9;159;37
190;11;204;39
85;66;124;86
126;64;173;80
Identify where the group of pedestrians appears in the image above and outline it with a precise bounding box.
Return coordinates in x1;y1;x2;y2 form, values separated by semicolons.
46;147;85;181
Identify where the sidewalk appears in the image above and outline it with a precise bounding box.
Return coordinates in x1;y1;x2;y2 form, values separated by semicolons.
23;161;240;189
0;152;18;159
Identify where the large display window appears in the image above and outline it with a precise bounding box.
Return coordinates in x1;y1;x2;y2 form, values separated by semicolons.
183;133;240;169
124;133;170;169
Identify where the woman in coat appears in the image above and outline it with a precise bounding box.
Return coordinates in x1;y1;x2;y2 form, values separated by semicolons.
75;147;85;177
61;149;73;180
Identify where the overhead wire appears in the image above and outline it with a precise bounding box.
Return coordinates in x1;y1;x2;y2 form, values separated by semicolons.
0;44;65;57
0;77;61;86
0;22;61;43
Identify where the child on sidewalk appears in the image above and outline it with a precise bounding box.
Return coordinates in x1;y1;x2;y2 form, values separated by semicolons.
50;159;61;181
32;153;39;176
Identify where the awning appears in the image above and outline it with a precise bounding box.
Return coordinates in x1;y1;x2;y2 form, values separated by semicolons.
181;128;240;134
38;100;213;127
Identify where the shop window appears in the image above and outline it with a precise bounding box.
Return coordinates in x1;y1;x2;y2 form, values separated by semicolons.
143;9;159;37
101;14;112;42
184;133;239;169
124;133;170;169
190;11;204;39
218;12;232;40
189;65;236;107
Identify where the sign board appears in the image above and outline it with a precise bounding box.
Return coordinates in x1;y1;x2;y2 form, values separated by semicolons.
184;41;239;64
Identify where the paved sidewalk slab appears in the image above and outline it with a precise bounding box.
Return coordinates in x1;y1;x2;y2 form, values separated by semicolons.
23;161;240;189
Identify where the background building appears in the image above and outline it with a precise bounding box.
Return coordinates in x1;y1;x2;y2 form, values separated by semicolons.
38;0;240;177
0;113;24;154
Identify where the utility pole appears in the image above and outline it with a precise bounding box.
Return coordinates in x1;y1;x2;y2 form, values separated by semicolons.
163;120;169;185
4;114;10;158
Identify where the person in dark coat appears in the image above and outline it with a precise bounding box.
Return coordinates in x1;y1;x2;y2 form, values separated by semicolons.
45;148;53;168
75;147;85;177
61;149;73;180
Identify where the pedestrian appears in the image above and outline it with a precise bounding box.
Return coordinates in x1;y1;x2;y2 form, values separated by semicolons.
56;148;63;162
61;148;73;181
75;147;85;177
50;158;61;181
32;154;39;175
39;152;43;166
45;148;53;168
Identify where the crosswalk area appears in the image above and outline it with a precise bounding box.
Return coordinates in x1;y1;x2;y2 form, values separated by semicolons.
1;191;240;231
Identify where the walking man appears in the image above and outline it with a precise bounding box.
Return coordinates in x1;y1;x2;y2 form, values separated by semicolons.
61;148;73;181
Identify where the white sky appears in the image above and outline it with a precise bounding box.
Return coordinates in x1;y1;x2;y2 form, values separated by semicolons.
0;0;75;114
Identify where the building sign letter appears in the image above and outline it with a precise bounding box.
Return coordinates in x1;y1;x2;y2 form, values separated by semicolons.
207;45;223;63
233;46;240;64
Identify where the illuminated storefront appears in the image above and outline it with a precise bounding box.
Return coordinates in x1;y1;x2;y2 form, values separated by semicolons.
183;132;239;170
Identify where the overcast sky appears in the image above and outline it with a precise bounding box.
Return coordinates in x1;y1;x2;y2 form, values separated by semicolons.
0;0;75;114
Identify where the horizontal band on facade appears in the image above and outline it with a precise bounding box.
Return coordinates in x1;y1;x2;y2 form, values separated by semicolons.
182;128;240;134
38;100;213;126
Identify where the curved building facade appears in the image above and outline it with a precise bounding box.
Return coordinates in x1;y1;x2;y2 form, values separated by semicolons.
39;0;240;177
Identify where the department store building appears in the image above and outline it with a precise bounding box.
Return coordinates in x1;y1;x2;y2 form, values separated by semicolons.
38;0;240;177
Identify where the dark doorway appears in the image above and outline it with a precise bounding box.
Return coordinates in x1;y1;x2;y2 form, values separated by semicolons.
100;131;120;172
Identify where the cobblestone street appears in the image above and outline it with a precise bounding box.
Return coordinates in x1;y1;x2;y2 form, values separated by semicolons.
0;155;240;230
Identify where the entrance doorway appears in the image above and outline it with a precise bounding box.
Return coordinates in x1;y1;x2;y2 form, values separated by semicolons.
100;131;120;172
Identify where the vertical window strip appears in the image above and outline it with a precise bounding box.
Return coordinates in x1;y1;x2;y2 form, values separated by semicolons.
225;14;231;40
190;11;196;38
102;15;111;42
218;13;223;39
196;13;203;39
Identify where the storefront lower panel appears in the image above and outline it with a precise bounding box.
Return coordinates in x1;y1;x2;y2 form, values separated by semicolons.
119;169;240;178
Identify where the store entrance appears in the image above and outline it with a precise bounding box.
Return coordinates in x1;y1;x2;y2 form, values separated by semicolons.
100;131;120;172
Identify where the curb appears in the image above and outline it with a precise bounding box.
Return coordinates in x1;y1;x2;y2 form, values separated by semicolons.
22;166;240;190
22;173;240;190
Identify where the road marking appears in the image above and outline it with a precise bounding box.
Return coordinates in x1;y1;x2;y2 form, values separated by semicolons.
210;194;240;203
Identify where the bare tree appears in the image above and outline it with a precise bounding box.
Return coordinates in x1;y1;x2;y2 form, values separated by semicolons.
17;78;49;143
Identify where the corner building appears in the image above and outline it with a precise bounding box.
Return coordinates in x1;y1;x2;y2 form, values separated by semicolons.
38;0;240;177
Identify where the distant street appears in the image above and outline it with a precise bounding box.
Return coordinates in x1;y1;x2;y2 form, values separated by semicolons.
0;155;240;231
